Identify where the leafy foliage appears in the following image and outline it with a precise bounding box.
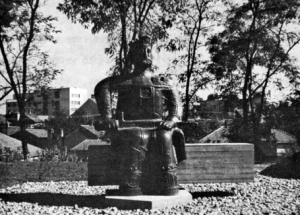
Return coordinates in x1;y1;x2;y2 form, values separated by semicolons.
58;0;185;75
0;0;62;97
162;0;226;120
0;147;23;162
263;92;300;143
0;0;62;159
207;0;300;152
179;119;222;142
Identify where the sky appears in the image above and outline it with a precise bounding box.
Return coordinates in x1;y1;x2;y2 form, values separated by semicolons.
1;0;300;114
0;0;179;114
40;0;180;95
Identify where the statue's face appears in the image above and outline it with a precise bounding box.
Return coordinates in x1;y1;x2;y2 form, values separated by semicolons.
141;36;152;63
130;36;153;70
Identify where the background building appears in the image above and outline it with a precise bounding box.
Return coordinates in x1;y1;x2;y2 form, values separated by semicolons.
6;87;87;116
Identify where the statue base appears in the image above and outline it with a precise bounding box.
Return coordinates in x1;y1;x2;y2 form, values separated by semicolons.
104;189;192;210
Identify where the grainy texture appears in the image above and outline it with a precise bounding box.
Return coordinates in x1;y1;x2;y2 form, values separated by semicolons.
0;173;299;214
88;143;254;185
0;162;87;188
261;152;300;179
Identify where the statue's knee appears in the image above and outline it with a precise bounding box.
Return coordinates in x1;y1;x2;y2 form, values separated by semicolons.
156;130;173;143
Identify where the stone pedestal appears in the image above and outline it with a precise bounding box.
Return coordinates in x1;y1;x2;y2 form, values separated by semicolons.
88;143;254;186
104;189;192;210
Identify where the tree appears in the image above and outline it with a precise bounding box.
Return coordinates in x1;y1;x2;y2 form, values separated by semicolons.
264;90;300;143
0;0;61;159
208;0;300;158
207;93;219;101
0;0;23;102
58;0;185;76
163;0;225;120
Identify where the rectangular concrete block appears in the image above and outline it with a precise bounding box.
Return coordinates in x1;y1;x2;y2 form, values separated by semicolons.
105;189;192;210
88;143;254;186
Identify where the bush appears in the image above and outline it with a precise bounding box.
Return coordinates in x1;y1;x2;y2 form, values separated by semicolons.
0;147;23;162
36;147;79;163
179;119;222;143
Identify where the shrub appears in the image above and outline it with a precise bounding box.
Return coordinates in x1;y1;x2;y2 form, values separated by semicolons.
179;119;222;143
36;147;79;163
0;147;23;162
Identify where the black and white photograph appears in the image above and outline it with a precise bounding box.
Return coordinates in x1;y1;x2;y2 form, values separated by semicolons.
0;0;300;214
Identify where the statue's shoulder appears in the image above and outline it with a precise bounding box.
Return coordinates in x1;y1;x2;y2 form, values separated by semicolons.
151;74;173;86
100;74;132;86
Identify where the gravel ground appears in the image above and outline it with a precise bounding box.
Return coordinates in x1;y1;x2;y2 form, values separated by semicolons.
0;171;299;215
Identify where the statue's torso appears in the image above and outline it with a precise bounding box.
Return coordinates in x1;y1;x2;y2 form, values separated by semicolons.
115;72;172;120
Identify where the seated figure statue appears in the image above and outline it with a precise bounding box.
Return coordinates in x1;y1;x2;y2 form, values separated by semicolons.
94;35;186;196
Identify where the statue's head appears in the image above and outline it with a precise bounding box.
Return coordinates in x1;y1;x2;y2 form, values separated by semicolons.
129;34;153;71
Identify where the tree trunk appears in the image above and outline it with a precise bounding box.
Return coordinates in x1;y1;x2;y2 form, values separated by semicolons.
119;1;128;75
19;105;28;160
183;73;191;121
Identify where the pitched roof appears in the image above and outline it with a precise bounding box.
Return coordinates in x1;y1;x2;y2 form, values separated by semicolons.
80;125;105;138
71;98;100;117
0;133;43;157
6;113;48;124
71;139;109;151
271;129;297;144
37;115;49;121
26;129;48;138
7;126;20;136
0;132;21;146
25;114;44;123
199;126;228;143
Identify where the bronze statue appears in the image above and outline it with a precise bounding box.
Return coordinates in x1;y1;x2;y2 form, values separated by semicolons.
94;35;186;196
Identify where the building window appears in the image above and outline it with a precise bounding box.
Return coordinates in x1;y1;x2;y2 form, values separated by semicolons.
54;91;60;99
71;94;80;98
71;108;78;112
71;101;80;105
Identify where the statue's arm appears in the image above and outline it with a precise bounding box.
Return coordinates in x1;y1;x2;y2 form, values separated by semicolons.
94;77;113;120
160;85;182;130
165;84;182;121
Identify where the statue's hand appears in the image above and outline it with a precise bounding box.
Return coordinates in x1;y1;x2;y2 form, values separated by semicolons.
160;120;175;130
94;118;118;131
159;116;179;130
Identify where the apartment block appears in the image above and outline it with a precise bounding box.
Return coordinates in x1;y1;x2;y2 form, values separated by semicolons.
6;87;88;116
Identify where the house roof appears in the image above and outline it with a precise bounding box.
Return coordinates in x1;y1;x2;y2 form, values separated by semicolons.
7;126;20;136
199;126;228;143
25;114;44;123
25;129;48;138
80;125;105;138
71;98;100;118
6;113;48;124
0;133;43;157
271;129;297;144
234;108;243;117
37;115;49;121
71;139;109;151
